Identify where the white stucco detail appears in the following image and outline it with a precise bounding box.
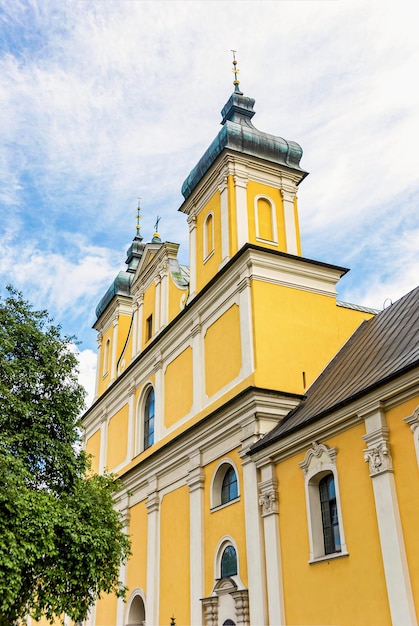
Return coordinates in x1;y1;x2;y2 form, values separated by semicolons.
241;457;268;625
259;464;285;625
363;414;417;626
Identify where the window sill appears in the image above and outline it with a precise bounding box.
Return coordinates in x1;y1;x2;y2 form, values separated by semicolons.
210;497;240;513
309;551;349;564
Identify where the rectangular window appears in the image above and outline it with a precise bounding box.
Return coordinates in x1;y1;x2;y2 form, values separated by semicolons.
146;314;153;341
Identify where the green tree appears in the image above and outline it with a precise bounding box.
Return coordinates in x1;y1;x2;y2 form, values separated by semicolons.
0;287;130;625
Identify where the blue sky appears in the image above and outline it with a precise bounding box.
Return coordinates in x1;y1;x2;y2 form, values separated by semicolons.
1;0;418;405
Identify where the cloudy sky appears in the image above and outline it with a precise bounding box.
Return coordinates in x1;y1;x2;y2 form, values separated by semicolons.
1;0;418;406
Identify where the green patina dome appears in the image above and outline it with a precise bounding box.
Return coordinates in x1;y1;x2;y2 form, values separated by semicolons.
181;91;307;200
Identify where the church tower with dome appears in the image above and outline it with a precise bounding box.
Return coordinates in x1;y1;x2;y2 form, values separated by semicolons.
78;59;419;626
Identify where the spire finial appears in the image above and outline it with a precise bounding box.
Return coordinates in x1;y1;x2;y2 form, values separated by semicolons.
135;197;143;240
152;215;162;243
231;49;243;94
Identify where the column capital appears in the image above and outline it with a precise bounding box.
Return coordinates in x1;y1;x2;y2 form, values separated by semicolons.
146;491;160;514
280;187;296;203
258;477;279;517
363;427;393;476
187;209;197;230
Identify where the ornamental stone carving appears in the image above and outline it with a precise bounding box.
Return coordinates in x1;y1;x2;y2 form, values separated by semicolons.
299;441;337;476
258;478;279;516
259;490;278;516
363;427;393;476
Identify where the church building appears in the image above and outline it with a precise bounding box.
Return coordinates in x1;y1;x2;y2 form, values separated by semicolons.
81;68;419;626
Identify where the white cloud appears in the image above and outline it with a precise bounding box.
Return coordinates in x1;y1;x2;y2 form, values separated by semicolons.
0;0;418;354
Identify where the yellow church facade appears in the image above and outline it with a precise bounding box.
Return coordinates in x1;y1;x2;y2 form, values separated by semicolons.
81;81;419;626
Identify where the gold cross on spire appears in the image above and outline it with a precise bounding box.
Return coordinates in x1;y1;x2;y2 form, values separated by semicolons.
231;49;241;93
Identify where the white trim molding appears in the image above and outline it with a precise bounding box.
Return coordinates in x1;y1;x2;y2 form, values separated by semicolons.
362;411;418;626
404;405;419;470
299;441;348;562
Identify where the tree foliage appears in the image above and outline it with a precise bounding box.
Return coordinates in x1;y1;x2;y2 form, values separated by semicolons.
0;287;130;625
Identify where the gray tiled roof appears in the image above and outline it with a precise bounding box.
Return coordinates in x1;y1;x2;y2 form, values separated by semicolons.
252;285;419;451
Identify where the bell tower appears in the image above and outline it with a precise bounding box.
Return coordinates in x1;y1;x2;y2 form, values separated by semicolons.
179;54;308;298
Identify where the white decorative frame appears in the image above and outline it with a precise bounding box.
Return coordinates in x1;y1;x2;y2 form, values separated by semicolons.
299;442;348;563
135;383;155;455
404;405;419;470
125;587;146;626
210;459;240;510
254;195;278;245
102;337;111;377
203;211;215;262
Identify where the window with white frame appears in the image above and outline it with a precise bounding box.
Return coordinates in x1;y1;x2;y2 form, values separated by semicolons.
211;460;240;509
143;387;155;450
299;442;347;562
204;212;214;260
136;386;155;454
254;195;277;244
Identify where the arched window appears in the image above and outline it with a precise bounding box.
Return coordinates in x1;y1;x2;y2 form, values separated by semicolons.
319;474;341;555
204;212;214;260
299;442;347;562
223;621;236;626
211;461;240;509
221;466;238;504
220;545;237;578
254;195;277;244
143;388;155;450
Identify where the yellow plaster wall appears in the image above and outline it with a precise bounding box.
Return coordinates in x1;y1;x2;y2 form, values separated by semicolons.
278;424;391;625
142;281;156;349
168;272;188;323
164;347;193;428
86;429;101;474
196;191;222;293
203;449;248;596
94;592;118;626
106;404;128;471
204;304;242;398
252;281;374;393
116;314;132;368
159;486;190;625
246;181;287;251
386;398;419;616
126;500;148;595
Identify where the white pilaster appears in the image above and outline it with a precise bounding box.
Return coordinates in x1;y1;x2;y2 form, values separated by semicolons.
131;301;138;361
186;451;205;626
136;292;144;354
94;331;102;400
145;481;160;626
237;273;254;378
281;186;298;255
187;210;197;298
127;385;136;461
363;407;417;626
110;316;118;382
154;276;161;333
116;499;130;626
159;262;169;329
191;316;203;414
98;412;108;475
240;454;268;625
259;464;285;625
234;169;249;249
218;175;230;266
